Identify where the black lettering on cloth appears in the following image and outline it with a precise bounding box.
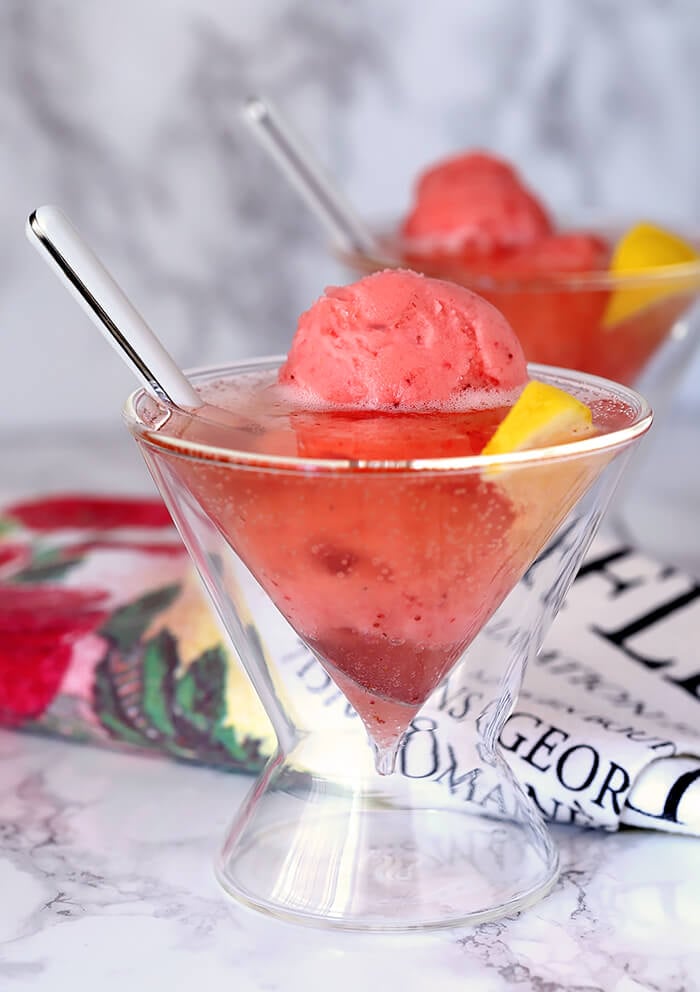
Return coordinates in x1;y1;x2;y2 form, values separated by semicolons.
556;744;600;792
498;712;543;754
626;767;700;824
478;784;508;817
521;519;580;588
580;715;677;754
435;683;484;721
434;748;482;799
526;783;596;826
668;669;700;701
296;656;333;693
592;762;631;814
522;725;570;773
400;718;440;779
499;713;571;774
593;584;700;673
574;547;637;595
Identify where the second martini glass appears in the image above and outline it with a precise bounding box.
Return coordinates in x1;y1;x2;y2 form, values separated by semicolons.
125;358;651;931
240;99;698;563
337;224;700;567
241;97;700;392
337;222;700;390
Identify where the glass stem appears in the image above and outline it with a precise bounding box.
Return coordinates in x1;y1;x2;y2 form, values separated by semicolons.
370;737;402;776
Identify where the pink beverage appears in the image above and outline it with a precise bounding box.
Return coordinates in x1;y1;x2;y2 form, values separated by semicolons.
124;269;652;930
397;237;695;386
133;361;632;759
339;152;700;387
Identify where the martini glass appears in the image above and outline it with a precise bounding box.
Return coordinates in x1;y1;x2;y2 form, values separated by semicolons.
124;358;651;931
239;99;698;564
336;224;700;564
336;222;700;390
240;100;700;392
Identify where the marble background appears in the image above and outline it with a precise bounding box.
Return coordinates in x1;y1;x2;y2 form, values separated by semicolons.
1;0;699;443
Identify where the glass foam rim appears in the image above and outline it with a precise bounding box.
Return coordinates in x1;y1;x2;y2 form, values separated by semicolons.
335;221;700;293
123;357;653;474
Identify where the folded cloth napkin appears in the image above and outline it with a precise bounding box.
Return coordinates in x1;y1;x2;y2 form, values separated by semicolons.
1;495;699;834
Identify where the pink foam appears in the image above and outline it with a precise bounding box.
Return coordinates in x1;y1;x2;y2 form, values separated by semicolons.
278;269;528;411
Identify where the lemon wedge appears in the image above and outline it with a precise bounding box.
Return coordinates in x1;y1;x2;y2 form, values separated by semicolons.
483;381;593;470
482;383;605;570
603;222;700;328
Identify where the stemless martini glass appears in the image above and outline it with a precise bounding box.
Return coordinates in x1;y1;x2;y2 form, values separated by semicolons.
238;99;697;562
337;224;700;564
124;358;651;931
337;222;700;390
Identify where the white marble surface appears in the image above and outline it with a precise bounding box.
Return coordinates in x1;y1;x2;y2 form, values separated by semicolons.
2;730;700;992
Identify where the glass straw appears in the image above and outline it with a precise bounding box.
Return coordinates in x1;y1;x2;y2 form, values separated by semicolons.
243;96;378;257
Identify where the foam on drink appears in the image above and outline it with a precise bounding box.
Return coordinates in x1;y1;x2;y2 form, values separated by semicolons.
277;269;529;413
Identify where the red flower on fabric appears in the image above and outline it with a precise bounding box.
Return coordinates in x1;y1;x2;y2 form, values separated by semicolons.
0;586;109;726
0;495;186;726
0;544;30;573
5;495;173;532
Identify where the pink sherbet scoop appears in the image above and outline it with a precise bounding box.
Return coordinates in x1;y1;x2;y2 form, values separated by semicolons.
401;150;552;252
278;269;528;410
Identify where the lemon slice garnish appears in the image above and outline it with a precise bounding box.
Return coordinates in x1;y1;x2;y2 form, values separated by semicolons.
483;381;593;471
603;222;700;328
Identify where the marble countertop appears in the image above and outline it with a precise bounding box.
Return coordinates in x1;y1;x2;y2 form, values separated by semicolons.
2;730;699;992
2;427;700;990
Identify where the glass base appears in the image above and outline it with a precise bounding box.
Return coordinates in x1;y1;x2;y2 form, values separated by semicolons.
215;738;560;932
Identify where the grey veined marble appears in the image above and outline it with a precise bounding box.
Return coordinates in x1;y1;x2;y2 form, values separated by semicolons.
0;0;699;434
0;730;699;990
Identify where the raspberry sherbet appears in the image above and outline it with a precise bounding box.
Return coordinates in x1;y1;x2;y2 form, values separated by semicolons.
401;150;552;252
278;268;527;411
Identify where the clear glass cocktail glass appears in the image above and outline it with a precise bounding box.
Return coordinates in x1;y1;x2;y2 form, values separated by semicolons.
337;223;700;565
124;358;651;931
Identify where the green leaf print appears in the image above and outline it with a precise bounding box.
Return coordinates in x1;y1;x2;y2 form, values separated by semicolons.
174;646;228;735
0;517;17;539
10;547;86;584
142;631;178;739
99;584;180;653
93;654;155;749
211;722;260;766
92;587;267;772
